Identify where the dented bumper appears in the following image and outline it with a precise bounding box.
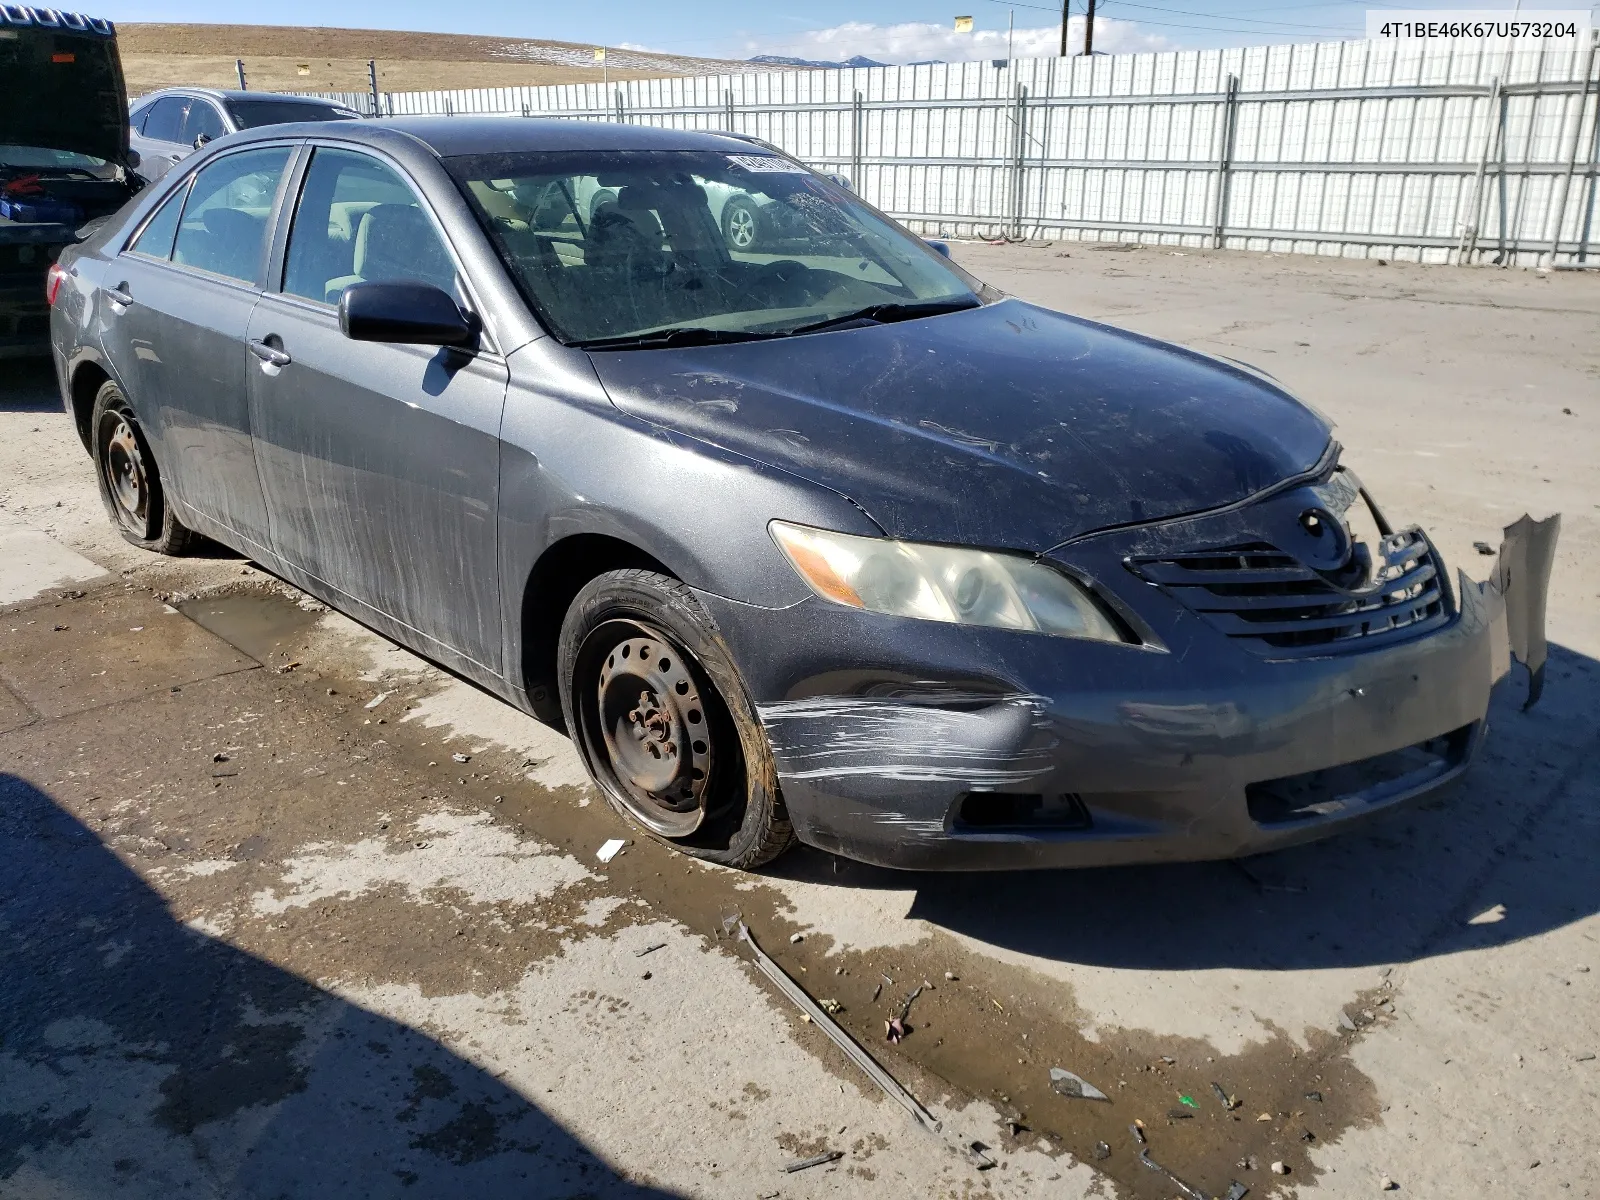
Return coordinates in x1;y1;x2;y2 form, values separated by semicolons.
698;514;1559;871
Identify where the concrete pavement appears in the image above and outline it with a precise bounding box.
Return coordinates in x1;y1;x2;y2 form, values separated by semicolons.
2;246;1597;1198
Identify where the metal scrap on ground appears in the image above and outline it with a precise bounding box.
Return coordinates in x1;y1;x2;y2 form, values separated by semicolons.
1049;1067;1109;1101
783;1150;843;1173
738;924;941;1136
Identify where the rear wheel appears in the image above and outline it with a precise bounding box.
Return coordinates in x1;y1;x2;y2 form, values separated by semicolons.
558;569;794;869
91;379;193;555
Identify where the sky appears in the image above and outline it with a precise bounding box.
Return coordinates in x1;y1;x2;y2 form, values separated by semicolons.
94;0;1599;63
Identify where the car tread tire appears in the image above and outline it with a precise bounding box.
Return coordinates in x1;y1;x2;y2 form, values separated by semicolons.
90;379;194;555
558;568;795;869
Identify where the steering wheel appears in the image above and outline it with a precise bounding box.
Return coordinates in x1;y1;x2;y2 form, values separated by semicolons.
728;259;810;305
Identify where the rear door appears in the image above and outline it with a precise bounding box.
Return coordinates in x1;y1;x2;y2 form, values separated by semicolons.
246;144;508;674
129;95;191;180
98;144;298;555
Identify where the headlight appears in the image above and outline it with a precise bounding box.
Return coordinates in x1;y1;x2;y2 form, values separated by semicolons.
770;521;1126;642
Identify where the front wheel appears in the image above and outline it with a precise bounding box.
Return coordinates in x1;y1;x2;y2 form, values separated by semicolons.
90;379;193;555
558;569;794;869
721;197;765;252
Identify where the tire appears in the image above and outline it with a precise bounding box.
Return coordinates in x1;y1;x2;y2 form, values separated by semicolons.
721;197;764;252
558;569;795;869
90;379;194;555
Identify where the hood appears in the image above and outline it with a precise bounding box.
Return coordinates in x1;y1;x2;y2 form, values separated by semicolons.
589;299;1333;551
0;15;129;166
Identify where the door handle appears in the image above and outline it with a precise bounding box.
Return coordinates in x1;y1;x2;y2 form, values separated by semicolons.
248;339;292;368
105;284;132;307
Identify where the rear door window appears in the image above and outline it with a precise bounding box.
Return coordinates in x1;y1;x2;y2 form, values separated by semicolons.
171;146;293;284
281;147;458;306
128;181;189;260
141;96;190;144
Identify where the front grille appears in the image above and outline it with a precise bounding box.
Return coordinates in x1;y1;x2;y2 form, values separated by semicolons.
1128;529;1450;655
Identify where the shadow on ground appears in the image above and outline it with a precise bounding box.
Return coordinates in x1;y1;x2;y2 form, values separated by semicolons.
766;645;1600;973
0;773;681;1198
0;359;61;412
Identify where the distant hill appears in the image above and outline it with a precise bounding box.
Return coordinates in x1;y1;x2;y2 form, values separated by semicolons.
117;23;767;97
747;53;892;70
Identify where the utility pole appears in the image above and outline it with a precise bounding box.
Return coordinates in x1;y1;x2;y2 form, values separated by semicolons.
1059;0;1070;56
368;59;379;117
1082;0;1096;54
235;58;247;89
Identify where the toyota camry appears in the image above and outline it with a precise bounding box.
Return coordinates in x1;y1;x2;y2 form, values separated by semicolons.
49;117;1558;870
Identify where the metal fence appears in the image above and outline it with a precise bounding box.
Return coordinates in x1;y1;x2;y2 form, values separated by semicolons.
305;35;1600;266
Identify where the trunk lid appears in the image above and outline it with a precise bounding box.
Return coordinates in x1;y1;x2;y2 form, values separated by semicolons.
0;11;129;166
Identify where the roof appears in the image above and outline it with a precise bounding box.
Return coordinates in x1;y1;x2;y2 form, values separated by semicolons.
354;117;762;158
135;86;356;105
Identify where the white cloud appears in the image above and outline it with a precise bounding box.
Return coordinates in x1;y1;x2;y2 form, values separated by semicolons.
736;18;1169;65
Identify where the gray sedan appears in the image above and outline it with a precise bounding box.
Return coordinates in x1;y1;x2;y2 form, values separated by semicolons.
48;118;1556;871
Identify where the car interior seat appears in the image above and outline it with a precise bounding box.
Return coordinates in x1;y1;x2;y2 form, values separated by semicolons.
324;203;456;303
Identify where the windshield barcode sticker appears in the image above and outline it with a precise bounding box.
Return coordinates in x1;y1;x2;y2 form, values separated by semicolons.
727;154;805;173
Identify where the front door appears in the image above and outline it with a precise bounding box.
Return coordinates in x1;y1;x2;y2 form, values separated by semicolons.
246;146;507;676
100;144;296;554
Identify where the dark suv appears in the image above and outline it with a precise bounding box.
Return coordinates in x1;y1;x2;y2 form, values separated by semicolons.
0;6;142;357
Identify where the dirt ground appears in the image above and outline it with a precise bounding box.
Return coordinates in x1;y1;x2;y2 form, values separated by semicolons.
1;244;1597;1199
117;23;755;98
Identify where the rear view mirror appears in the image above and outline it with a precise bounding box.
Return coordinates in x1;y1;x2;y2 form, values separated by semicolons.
193;133;211;149
125;149;141;168
339;281;476;346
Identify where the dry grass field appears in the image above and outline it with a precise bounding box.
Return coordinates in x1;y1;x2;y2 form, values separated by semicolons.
118;23;760;98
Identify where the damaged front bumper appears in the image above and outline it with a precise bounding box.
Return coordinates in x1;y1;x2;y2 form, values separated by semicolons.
699;514;1560;871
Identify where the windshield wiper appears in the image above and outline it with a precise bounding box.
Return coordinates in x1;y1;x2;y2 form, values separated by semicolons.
782;297;981;337
576;326;780;351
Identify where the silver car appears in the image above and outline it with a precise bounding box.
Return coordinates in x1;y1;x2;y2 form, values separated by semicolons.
128;88;361;181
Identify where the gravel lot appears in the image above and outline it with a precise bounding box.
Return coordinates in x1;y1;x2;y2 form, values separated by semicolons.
2;245;1596;1199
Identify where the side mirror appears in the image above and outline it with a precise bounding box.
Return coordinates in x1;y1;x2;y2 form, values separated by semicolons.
193;133;211;149
339;280;476;346
925;239;952;258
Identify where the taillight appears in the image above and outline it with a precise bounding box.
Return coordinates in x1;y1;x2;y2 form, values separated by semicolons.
46;262;68;307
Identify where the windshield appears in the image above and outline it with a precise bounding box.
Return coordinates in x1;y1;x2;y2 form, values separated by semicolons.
226;100;361;128
0;145;114;174
445;149;982;346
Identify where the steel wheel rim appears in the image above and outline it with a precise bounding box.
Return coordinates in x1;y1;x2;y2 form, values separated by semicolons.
103;416;148;530
591;623;714;837
727;205;756;248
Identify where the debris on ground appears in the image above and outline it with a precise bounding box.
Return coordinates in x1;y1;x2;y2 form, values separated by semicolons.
1380;1176;1398;1190
212;752;229;762
452;752;470;763
596;838;626;863
1138;1148;1209;1200
1093;1141;1111;1160
1575;1052;1596;1062
364;691;390;709
898;984;925;1024
1305;1090;1323;1102
641;970;652;980
872;981;882;1002
1474;541;1496;555
1226;1183;1250;1200
886;1017;907;1043
1129;1122;1146;1144
1340;1011;1358;1031
783;1150;843;1173
789;932;804;943
944;971;958;981
820;999;843;1015
966;1141;996;1170
738;924;940;1136
1048;1067;1109;1101
1178;1094;1198;1108
1211;1081;1240;1110
1256;1113;1273;1122
635;942;666;957
1271;1161;1289;1175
